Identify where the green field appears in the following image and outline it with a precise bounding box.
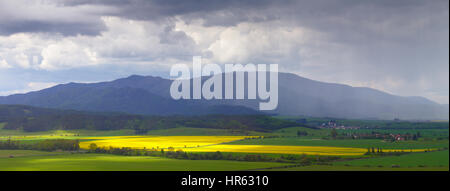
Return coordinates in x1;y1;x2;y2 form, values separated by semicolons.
269;165;448;171
1;119;448;171
337;128;449;139
227;137;449;149
274;126;330;137
147;127;274;136
0;150;67;158
0;129;136;137
277;116;449;130
0;152;287;171
0;127;273;138
333;150;449;168
275;150;449;171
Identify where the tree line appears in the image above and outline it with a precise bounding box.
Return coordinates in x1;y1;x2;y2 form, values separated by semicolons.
2;114;300;133
88;143;340;165
0;138;79;151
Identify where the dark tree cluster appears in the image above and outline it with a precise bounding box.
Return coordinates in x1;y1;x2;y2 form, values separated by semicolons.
3;113;301;133
88;144;340;164
0;139;79;151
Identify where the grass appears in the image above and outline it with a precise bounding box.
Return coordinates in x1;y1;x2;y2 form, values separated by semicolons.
274;126;329;138
0;127;272;139
0;153;286;171
79;135;420;156
0;129;136;137
269;165;449;171
1;127;448;170
277;116;449;130
227;137;449;149
0;150;68;158
337;128;449;139
333;150;449;168
147;127;274;136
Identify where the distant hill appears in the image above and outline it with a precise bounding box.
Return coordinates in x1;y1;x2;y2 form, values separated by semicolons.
0;79;260;116
0;105;297;132
0;73;448;120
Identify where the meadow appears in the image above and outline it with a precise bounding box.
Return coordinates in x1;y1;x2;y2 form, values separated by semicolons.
4;132;441;157
273;150;449;171
0;120;448;171
269;165;449;171
182;144;367;156
333;150;449;168
227;137;449;149
274;126;330;138
76;135;440;156
0;153;287;171
0;150;67;158
337;128;449;139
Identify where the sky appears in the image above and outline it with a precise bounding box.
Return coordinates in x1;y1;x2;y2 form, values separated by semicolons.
0;0;448;104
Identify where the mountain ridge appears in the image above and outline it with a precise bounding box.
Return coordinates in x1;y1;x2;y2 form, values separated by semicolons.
0;72;447;120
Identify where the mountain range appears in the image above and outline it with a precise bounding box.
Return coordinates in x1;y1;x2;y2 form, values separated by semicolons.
0;72;448;120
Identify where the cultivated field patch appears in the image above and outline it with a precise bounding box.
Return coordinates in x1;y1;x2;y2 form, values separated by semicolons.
0;153;286;171
79;136;252;150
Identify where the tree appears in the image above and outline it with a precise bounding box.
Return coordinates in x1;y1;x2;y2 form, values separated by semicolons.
331;129;338;139
297;130;308;137
89;143;98;152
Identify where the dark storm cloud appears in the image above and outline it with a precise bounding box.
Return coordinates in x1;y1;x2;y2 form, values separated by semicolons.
0;0;111;36
0;0;279;36
0;20;106;36
3;0;446;36
0;0;448;103
59;0;445;28
61;0;284;26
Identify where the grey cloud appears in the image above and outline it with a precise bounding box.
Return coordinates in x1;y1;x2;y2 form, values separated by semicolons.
5;0;446;36
62;0;283;26
0;0;448;103
0;20;106;36
159;25;193;44
0;0;110;36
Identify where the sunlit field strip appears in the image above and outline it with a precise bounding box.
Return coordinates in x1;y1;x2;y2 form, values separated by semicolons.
182;145;368;156
382;148;438;153
79;136;253;149
77;136;439;156
6;134;438;156
181;145;439;156
0;135;150;140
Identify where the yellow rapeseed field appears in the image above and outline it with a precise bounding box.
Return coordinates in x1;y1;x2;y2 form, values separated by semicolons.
79;136;438;156
79;136;251;150
181;145;438;156
182;145;368;156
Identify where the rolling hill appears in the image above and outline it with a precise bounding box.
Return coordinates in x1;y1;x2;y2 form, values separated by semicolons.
0;72;447;120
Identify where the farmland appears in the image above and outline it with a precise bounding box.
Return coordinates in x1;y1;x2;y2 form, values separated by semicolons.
0;153;287;171
79;136;253;149
227;137;449;149
182;144;367;156
0;117;448;171
0;150;67;158
273;150;449;171
334;150;449;168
